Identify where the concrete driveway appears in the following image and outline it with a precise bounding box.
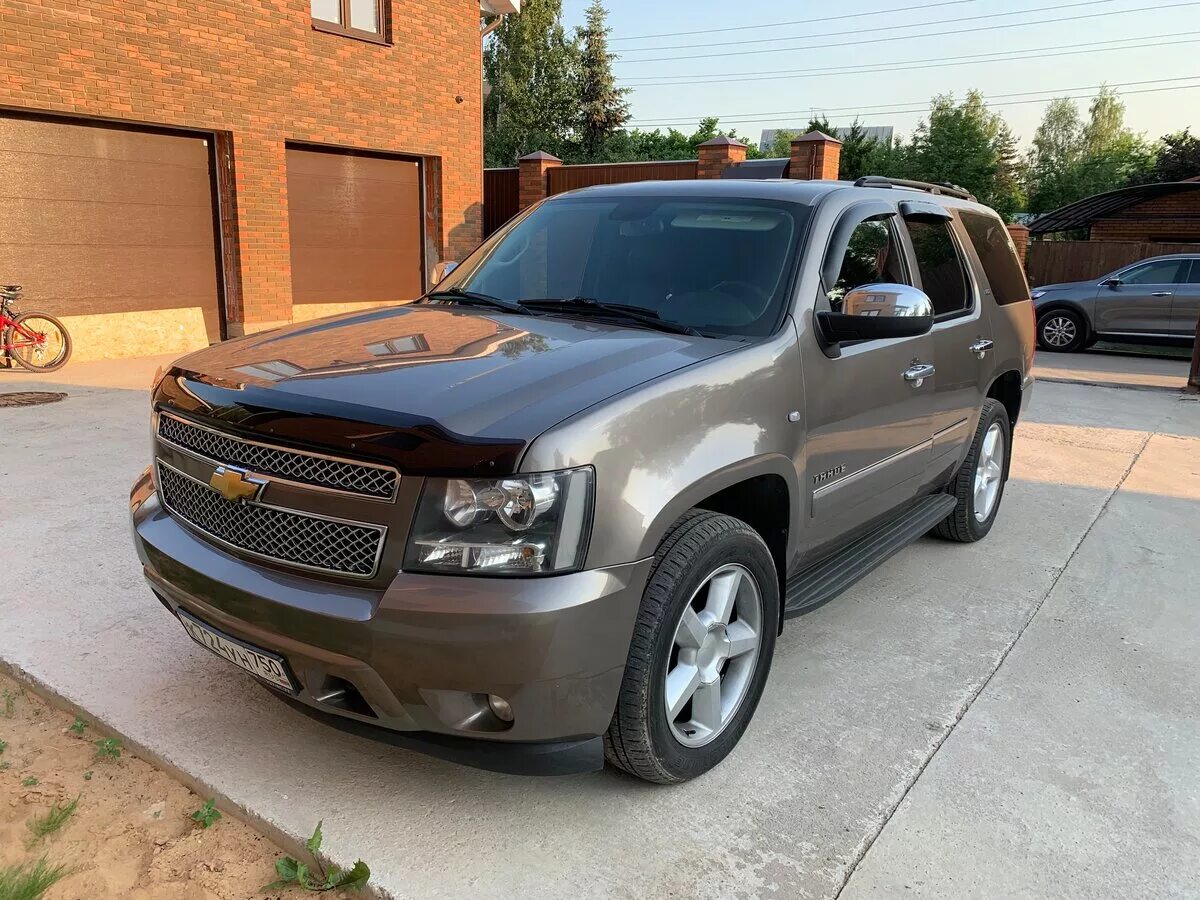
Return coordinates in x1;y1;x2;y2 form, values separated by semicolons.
2;365;1198;899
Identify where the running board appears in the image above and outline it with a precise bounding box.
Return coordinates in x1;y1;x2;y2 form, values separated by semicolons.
783;494;957;617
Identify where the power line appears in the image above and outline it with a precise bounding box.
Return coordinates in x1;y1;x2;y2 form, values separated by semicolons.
619;0;1118;54
619;31;1190;87
616;2;1200;64
610;0;976;42
624;83;1200;129
628;77;1200;126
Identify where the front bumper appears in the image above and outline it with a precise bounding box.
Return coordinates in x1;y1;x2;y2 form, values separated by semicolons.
130;470;651;775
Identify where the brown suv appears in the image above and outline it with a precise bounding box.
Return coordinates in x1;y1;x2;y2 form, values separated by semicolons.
130;176;1034;783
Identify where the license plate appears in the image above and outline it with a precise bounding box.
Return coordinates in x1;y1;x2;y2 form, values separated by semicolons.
177;610;296;692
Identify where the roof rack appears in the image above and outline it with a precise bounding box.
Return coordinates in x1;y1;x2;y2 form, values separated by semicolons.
853;175;976;202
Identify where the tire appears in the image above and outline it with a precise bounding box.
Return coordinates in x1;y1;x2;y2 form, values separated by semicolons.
1036;308;1086;352
933;398;1011;543
604;511;780;784
6;311;72;372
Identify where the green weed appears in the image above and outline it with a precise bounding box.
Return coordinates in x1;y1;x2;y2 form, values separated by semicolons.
2;688;14;718
82;771;92;781
262;821;371;893
0;857;70;900
22;776;38;787
190;798;222;829
0;738;7;754
68;717;87;735
27;796;79;841
94;738;121;760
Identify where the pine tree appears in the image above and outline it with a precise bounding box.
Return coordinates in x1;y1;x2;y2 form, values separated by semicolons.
576;0;630;159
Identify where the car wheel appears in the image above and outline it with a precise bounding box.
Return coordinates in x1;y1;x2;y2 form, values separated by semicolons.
604;511;779;784
933;399;1011;543
1036;308;1086;352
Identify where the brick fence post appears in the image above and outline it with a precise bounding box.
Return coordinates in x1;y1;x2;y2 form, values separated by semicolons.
697;136;747;179
1006;223;1030;268
789;130;842;181
518;151;562;209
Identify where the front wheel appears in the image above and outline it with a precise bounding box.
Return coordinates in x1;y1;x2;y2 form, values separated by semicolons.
1036;308;1086;352
605;511;779;784
6;311;72;372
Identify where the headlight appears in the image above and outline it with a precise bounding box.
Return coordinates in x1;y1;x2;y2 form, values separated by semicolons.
404;467;593;575
1030;289;1046;300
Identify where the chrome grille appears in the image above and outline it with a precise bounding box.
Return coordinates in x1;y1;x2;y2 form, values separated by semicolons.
158;413;397;500
156;463;385;578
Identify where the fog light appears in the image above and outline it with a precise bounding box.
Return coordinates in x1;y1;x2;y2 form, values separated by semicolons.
487;694;514;723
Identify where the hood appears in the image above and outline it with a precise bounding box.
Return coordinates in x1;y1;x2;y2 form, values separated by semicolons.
156;304;737;475
1032;279;1098;299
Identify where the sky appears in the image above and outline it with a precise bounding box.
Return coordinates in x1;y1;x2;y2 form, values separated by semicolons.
558;0;1200;149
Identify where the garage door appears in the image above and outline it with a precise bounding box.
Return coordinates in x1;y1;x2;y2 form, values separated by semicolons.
285;147;423;314
0;114;222;357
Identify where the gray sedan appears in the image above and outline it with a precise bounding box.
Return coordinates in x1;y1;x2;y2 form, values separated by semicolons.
1032;254;1200;351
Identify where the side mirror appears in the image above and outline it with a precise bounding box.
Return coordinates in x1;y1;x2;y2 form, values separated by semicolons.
432;260;460;284
817;283;934;347
1100;277;1121;287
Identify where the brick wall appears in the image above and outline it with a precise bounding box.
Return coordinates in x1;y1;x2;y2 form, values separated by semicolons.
1090;191;1200;242
0;0;483;331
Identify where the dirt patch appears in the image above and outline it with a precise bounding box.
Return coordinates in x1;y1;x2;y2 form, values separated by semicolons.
0;673;356;899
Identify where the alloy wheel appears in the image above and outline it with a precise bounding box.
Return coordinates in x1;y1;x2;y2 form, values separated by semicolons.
974;422;1005;522
664;563;763;748
1041;315;1077;348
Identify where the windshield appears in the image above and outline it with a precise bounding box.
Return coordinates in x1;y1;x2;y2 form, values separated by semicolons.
437;195;808;338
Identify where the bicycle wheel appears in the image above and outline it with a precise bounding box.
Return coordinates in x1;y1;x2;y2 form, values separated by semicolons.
7;310;72;372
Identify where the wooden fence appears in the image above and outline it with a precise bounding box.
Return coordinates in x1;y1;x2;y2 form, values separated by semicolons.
547;159;699;196
483;168;519;239
1026;240;1200;286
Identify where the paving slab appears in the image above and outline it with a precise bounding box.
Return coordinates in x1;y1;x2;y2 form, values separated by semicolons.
1033;347;1190;392
0;377;1196;898
841;432;1200;899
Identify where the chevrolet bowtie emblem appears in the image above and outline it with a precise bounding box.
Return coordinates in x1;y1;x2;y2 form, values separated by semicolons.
208;465;265;503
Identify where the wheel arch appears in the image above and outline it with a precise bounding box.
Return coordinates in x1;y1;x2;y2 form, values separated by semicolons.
1035;301;1092;342
986;369;1023;430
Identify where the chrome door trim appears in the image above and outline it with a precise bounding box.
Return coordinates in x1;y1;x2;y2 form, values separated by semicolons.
1095;331;1186;339
812;438;933;500
933;417;969;441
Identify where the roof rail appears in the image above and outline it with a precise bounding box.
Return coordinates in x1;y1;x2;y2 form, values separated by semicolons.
853;175;976;202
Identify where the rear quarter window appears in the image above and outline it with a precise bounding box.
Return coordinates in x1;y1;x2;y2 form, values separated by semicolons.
959;211;1030;305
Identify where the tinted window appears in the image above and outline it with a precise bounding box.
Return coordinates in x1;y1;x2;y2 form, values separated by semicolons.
1120;259;1186;284
1188;260;1200;284
906;220;971;316
959;211;1029;305
829;218;908;307
444;197;806;338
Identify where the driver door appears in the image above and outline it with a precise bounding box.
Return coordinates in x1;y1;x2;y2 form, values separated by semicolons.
800;203;936;556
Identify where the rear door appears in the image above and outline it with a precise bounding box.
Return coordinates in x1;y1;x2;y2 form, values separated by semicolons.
899;205;988;471
1094;258;1186;335
801;202;935;549
1169;258;1200;336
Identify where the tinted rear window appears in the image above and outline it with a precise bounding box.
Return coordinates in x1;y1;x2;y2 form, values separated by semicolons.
959;211;1030;305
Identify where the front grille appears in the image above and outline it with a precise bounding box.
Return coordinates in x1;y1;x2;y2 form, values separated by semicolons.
157;463;385;578
158;413;397;500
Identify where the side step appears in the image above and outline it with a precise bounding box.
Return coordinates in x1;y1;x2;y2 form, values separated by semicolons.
783;493;957;617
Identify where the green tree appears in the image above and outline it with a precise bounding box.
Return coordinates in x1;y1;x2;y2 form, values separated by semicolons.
1026;87;1154;212
765;129;799;159
906;91;1024;218
483;0;580;167
838;119;880;181
576;0;630;158
1145;129;1200;182
594;118;760;163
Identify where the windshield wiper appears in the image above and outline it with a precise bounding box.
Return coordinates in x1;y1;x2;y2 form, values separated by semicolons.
425;288;534;315
518;297;700;336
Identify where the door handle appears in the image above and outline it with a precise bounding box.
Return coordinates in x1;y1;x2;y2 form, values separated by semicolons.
969;339;994;358
1151;291;1173;297
903;362;936;387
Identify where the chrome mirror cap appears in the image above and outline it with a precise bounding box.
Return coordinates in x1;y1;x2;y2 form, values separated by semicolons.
842;283;934;319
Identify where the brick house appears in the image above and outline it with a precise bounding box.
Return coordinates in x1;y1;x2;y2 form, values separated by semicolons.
1029;182;1200;242
0;0;515;360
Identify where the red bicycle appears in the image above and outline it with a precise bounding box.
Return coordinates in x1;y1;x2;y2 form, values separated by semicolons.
1;284;72;372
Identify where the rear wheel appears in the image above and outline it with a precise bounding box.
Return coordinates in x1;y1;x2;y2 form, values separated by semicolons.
7;311;72;372
1036;308;1086;352
605;511;779;784
933;399;1011;543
